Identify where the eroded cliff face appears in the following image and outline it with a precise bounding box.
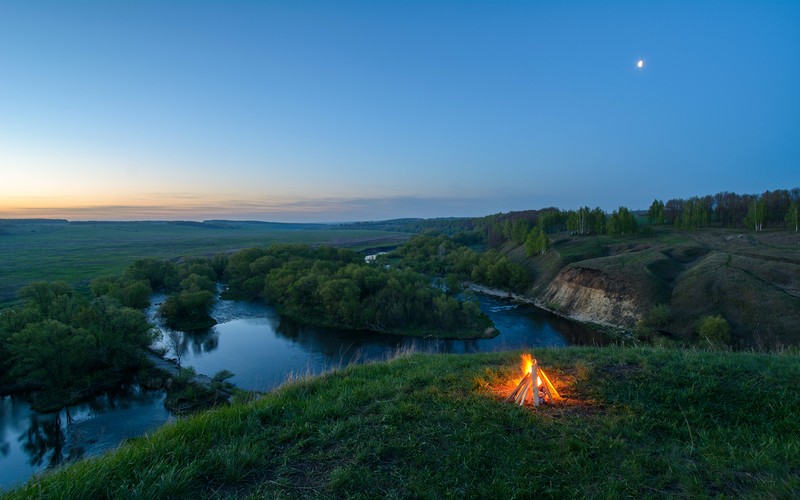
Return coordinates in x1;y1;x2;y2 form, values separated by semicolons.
540;266;642;328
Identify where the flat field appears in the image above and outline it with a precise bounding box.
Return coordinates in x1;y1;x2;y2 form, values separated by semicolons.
0;220;408;306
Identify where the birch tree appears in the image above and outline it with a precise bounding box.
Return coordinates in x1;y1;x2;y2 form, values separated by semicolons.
647;199;665;226
744;198;767;232
787;202;799;232
577;206;591;234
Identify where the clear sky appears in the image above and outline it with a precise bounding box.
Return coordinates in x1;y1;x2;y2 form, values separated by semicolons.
1;1;798;222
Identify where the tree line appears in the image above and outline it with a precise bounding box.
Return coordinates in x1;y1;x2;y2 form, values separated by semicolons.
336;217;478;236
483;205;640;250
479;187;799;250
223;244;494;337
106;243;500;336
0;282;156;410
0;252;248;411
114;255;228;329
648;188;799;231
394;234;531;292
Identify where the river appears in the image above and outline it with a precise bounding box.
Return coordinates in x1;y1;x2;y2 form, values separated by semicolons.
0;291;604;489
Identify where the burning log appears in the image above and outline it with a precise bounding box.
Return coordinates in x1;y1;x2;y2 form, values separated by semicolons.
505;372;531;403
516;375;532;406
506;354;560;407
538;362;560;402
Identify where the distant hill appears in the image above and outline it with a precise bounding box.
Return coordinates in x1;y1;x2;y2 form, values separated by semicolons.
336;217;476;234
0;218;68;224
204;220;330;230
0;219;69;236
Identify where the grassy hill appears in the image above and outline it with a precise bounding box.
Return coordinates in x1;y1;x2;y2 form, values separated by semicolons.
506;228;800;348
4;347;798;497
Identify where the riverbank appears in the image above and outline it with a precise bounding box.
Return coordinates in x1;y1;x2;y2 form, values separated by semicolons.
6;346;799;497
466;282;536;304
142;349;240;415
143;350;215;387
467;282;632;342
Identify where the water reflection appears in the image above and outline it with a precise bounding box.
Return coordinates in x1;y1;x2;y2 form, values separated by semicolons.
170;328;221;360
21;412;69;469
0;387;170;489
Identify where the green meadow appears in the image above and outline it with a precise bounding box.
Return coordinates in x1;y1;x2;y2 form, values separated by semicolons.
0;220;408;307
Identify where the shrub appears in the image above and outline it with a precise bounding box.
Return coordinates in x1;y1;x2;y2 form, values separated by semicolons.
634;322;654;341
644;304;670;328
635;304;671;341
697;315;731;346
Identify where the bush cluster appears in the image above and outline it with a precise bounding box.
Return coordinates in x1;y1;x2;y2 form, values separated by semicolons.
224;244;493;336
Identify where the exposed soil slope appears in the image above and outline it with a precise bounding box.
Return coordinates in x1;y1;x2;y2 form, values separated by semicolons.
540;266;642;327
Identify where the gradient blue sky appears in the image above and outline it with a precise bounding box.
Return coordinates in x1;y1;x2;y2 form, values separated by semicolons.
2;1;798;221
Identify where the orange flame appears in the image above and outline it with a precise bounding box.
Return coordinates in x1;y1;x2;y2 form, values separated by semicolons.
520;353;542;387
520;353;532;375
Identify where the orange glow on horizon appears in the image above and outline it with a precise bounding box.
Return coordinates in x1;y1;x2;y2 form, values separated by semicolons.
0;192;377;221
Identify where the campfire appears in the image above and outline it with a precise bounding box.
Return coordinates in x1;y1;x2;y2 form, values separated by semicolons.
505;354;560;407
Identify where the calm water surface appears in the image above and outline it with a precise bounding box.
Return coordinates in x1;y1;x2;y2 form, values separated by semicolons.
0;386;170;489
1;291;604;488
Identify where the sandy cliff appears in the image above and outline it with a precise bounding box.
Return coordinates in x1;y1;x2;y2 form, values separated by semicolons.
539;266;643;328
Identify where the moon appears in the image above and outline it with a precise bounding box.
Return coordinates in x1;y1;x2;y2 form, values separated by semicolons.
636;59;645;69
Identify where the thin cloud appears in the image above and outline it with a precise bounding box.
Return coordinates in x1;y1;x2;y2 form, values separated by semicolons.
0;194;514;222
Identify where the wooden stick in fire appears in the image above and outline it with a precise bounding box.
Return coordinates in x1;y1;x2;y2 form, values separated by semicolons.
505;372;531;403
508;373;528;402
515;375;530;406
538;366;560;402
532;360;540;407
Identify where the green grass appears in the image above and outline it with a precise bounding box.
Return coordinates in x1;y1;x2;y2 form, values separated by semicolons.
0;220;408;306
5;347;798;498
515;231;691;295
554;235;611;263
671;251;800;346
